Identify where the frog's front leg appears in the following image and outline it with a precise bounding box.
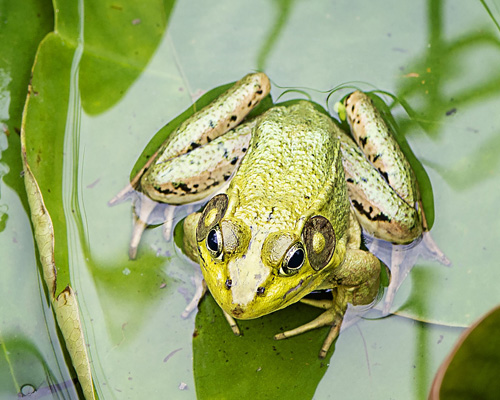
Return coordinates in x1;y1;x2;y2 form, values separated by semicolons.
275;248;380;358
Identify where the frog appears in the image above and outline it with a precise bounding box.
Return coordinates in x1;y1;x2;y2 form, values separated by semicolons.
111;72;448;358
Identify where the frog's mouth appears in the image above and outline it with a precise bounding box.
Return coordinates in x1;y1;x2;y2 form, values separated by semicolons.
229;305;248;319
226;302;275;320
227;299;286;320
213;277;308;320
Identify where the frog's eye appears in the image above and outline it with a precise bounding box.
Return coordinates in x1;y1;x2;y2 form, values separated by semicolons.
279;242;305;276
303;215;336;271
196;193;229;243
206;226;223;258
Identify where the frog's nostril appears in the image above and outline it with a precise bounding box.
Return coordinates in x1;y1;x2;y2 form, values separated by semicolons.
232;306;244;318
256;286;265;296
225;279;233;289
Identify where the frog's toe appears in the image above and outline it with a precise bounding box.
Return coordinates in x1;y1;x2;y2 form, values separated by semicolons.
319;318;343;359
274;309;344;358
422;231;452;266
181;273;207;319
128;195;158;259
222;310;241;336
274;309;338;340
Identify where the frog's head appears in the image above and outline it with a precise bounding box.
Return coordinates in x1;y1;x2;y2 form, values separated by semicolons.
196;194;346;319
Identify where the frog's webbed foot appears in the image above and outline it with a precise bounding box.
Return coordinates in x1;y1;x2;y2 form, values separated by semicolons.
129;194;196;259
181;272;207;319
108;172;163;260
109;180;155;259
421;231;451;266
377;231;451;314
109;146;162;207
128;194;159;259
274;299;346;359
108;182;135;206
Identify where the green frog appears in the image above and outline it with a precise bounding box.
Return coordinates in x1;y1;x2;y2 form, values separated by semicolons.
113;73;444;358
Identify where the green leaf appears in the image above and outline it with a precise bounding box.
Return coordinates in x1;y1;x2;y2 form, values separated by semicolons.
193;296;331;400
0;0;82;399
430;305;500;399
79;0;175;114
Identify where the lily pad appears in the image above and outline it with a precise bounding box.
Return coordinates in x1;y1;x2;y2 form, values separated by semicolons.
6;0;500;399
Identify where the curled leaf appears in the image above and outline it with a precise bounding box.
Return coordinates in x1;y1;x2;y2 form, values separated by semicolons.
430;305;500;399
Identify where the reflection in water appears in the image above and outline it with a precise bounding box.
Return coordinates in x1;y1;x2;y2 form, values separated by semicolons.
0;68;12;232
257;0;297;70
396;0;500;193
423;131;500;190
79;1;176;115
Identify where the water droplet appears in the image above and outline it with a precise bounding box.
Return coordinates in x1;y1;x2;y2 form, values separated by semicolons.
20;384;36;396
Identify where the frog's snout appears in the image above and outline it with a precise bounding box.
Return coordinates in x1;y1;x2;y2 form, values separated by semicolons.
230;305;245;318
219;281;268;319
228;302;266;319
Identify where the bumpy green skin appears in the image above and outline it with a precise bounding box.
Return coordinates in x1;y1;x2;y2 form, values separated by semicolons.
195;101;380;321
231;103;348;233
150;73;422;353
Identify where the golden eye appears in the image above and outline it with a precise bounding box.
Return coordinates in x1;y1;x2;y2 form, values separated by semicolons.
196;193;228;242
303;215;335;271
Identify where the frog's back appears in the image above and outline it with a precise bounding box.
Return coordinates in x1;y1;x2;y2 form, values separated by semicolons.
229;101;344;230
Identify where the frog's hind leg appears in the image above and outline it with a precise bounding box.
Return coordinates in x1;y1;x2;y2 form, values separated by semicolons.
126;122;254;258
112;72;271;258
340;92;450;313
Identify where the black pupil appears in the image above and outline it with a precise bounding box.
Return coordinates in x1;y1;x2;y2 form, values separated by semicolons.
207;229;219;252
288;248;304;270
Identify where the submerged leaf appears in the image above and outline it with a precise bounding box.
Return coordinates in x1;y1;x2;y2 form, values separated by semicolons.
54;287;95;399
